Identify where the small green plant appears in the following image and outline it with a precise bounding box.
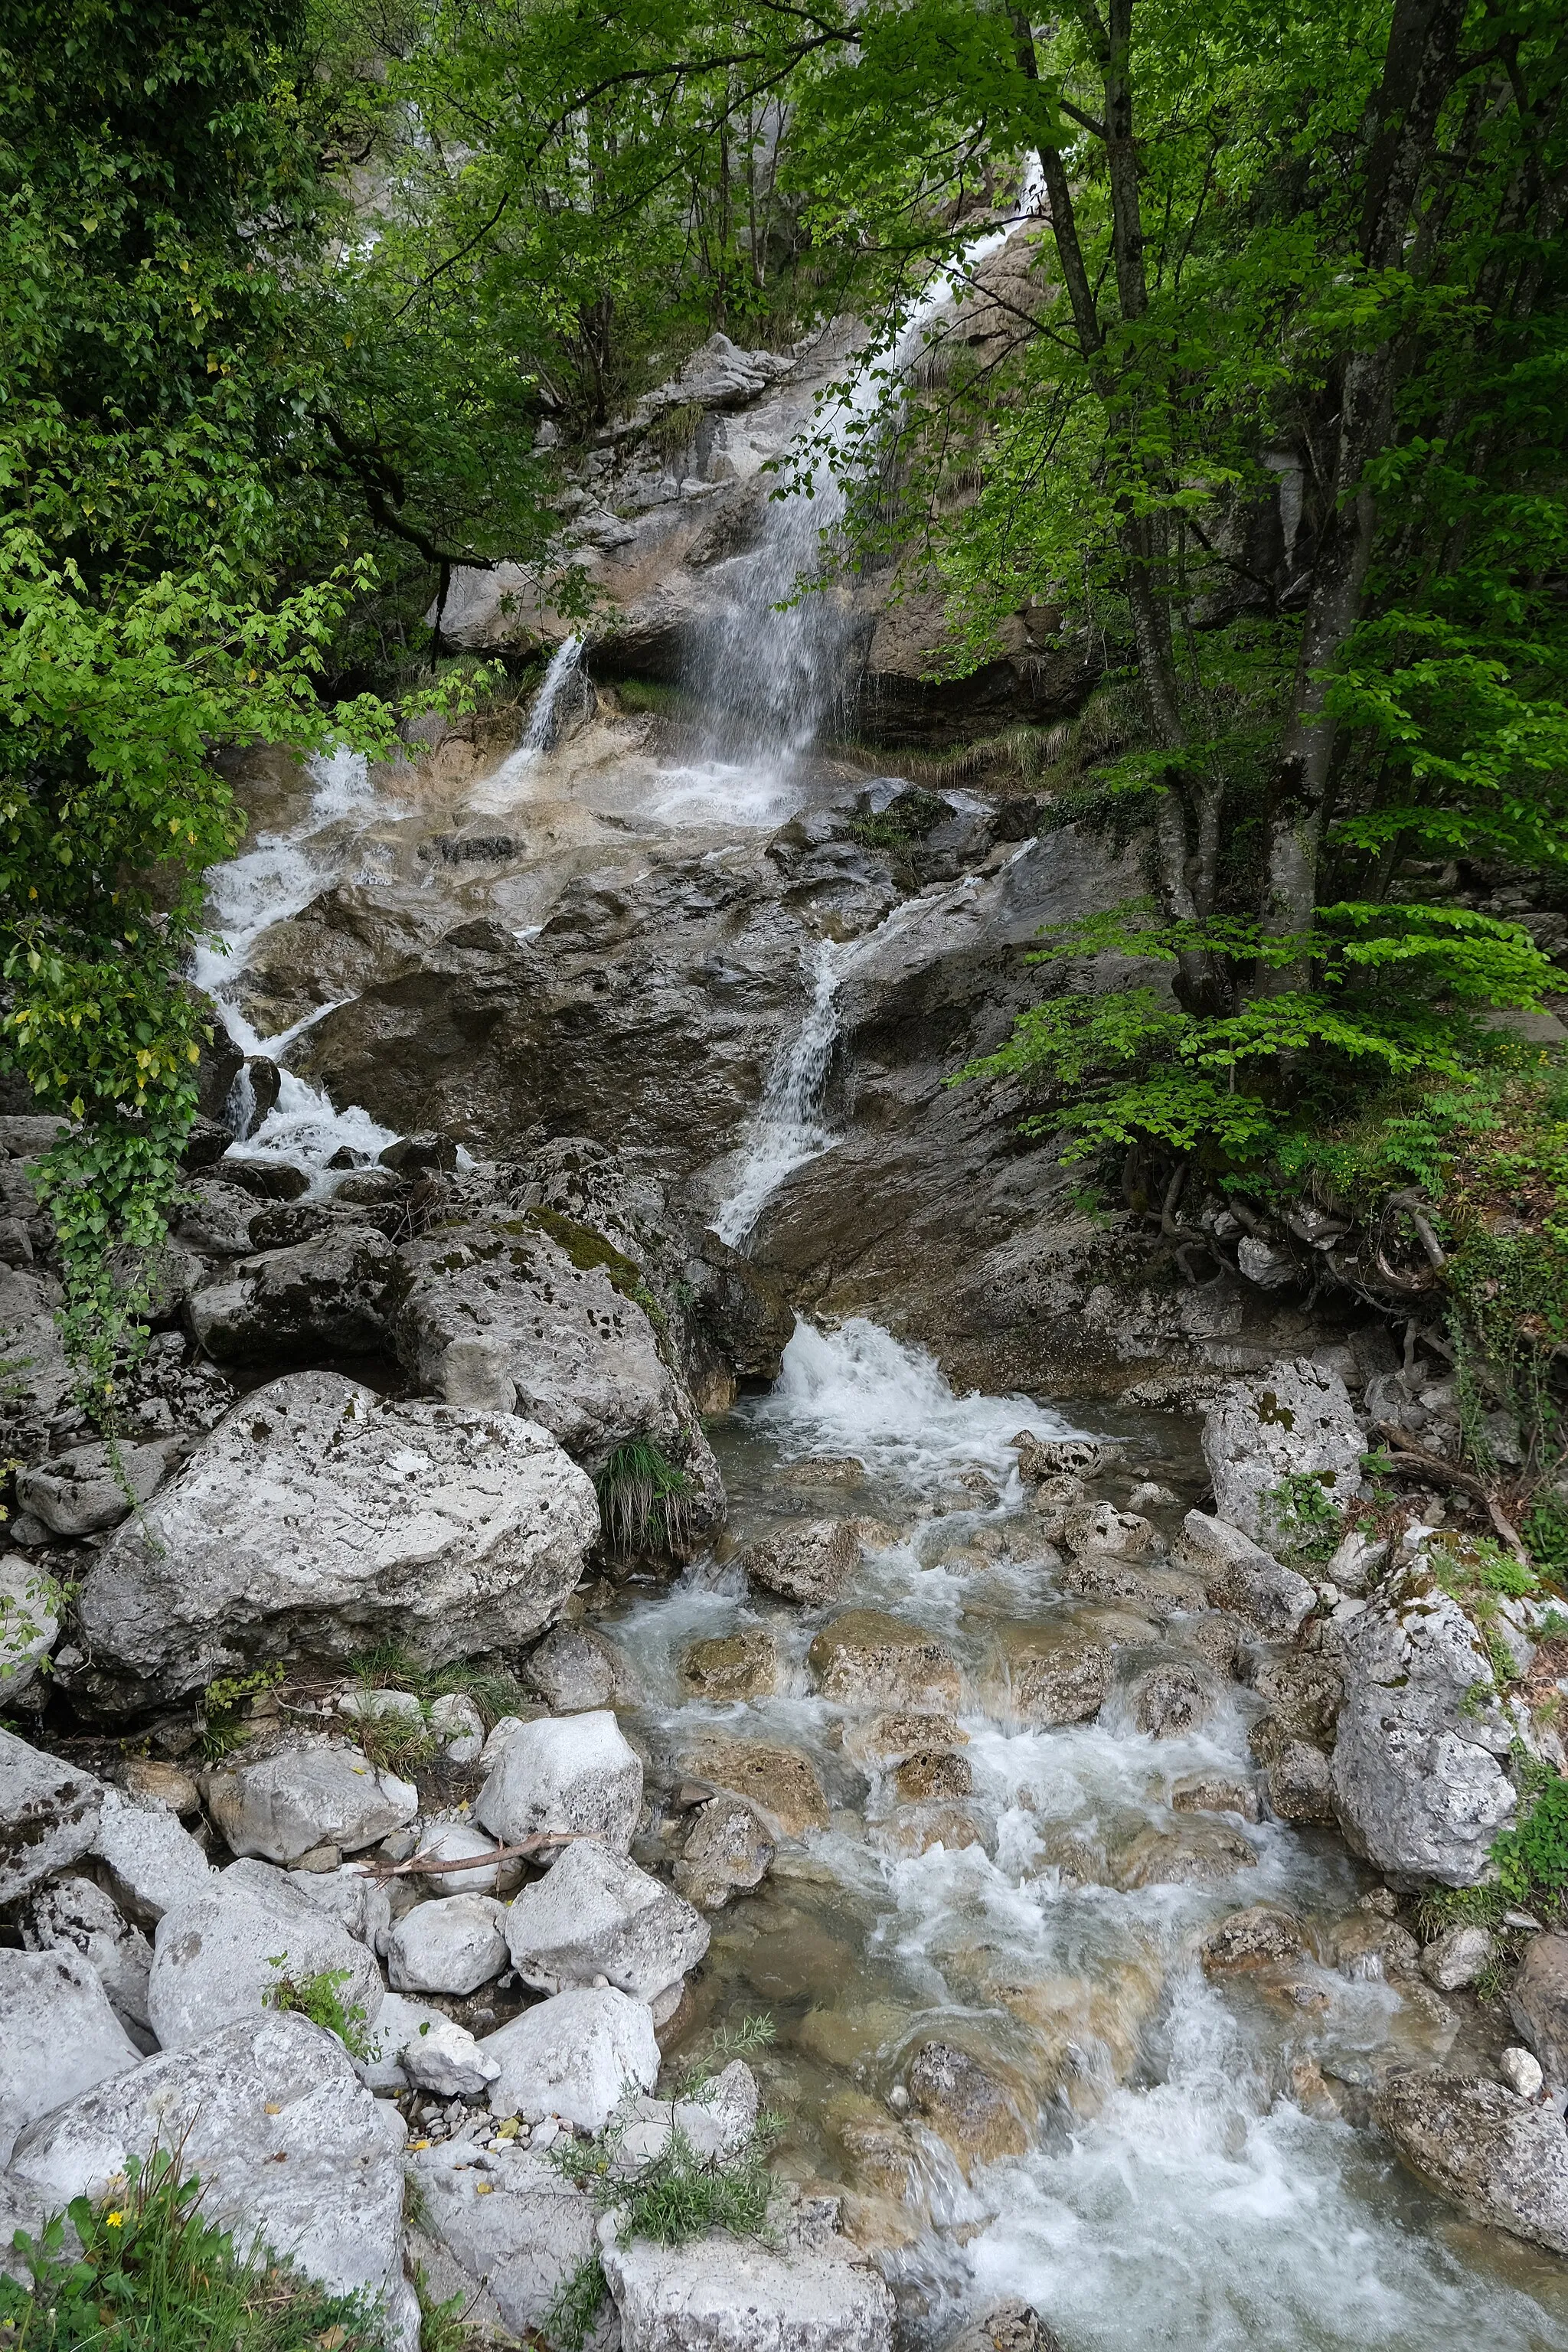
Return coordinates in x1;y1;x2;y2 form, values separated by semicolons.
1259;1472;1343;1566
1493;1763;1568;1913
340;1690;435;1778
0;2148;391;2349
198;1663;284;1760
595;1439;694;1559
1524;1497;1568;1586
848;788;946;853
263;1959;374;2063
412;2259;487;2352
1429;1530;1541;1602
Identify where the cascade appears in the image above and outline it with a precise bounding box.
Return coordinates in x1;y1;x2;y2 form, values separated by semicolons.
712;934;845;1244
493;632;585;782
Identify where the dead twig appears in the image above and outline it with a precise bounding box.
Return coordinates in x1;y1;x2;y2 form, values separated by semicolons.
351;1831;586;1882
1374;1420;1529;1563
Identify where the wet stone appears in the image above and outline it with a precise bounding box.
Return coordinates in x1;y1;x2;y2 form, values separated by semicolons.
1112;1818;1258;1890
808;1612;962;1711
743;1518;861;1606
680;1627;780;1700
906;2041;1026;2167
1200;1906;1310;1973
783;1455;867;1488
842;1712;968;1769
989;1633;1110;1729
1125;1658;1223;1739
893;1749;973;1802
1171;1772;1262;1824
673;1795;776;1910
681;1736;829;1837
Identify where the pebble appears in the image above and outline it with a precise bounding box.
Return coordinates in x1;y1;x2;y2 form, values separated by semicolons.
1502;2047;1545;2099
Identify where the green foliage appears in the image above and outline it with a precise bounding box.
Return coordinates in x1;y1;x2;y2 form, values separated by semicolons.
0;2149;391;2349
1260;1473;1343;1568
345;1641;529;1733
848;789;946;852
595;1439;694;1560
1494;1769;1568;1914
263;1958;374;2063
198;1663;284;1760
341;1697;435;1779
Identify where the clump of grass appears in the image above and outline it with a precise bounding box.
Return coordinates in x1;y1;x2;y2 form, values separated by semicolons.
263;1958;374;2063
0;2148;392;2350
345;1642;530;1733
595;1439;694;1559
198;1663;284;1761
848;787;946;853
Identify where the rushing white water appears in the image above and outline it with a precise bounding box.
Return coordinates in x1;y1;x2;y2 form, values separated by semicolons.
689;165;1044;770
745;1314;1078;1489
713;936;845;1243
491;634;585;786
194;744;399;1178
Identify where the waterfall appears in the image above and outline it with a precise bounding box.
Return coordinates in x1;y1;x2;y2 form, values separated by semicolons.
713;935;845;1244
495;634;585;782
689;166;1044;769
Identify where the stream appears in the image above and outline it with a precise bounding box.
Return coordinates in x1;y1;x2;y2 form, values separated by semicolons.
188;230;1568;2347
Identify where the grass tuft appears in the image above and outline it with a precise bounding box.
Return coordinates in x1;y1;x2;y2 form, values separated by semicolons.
595;1439;694;1560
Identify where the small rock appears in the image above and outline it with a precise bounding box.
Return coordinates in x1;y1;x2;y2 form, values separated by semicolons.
119;1758;201;1815
1421;1922;1497;1993
528;1623;625;1712
504;1839;709;2001
366;1991;501;2097
91;1785;216;1924
841;1712;968;1768
946;2302;1063;2352
906;2042;1025;2167
895;1750;973;1802
681;1736;829;1837
808;1611;962;1710
475;1710;642;1853
1063;1503;1156;1560
1200;1906;1308;1972
386;1893;509;1995
1264;1742;1337;1824
1014;1435;1116;1481
337;1686;424;1730
1503;2047;1545;2099
783;1455;867;1487
482;1986;659;2131
1328;1912;1423;1981
680;1627;781;1700
408;2138;596;2337
204;1742;418;1867
1510;1931;1568;2087
991;1635;1111;1729
411;1816;505;1893
15;1440;172;1538
1125;1658;1222;1739
743;1519;861;1606
672;1796;776;1910
0;1949;142;2164
286;1862;392;1950
429;1690;485;1762
1171;1772;1261;1823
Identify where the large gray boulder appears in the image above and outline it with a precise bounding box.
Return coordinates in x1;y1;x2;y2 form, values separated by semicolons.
188;1223;400;1362
148;1858;384;2050
384;1894;509;1995
1171;1511;1315;1640
0;2169;50;2289
476;1710;643;1854
76;1371;598;1710
0;1949;142;2164
204;1740;418;1865
12;2014;415;2336
409;2138;597;2339
394;1214;706;1479
1201;1359;1364;1542
1377;2069;1568;2254
90;1785;214;1922
602;2203;895;2352
24;1876;155;2037
0;1729;101;1906
482;1986;660;2130
1328;1562;1518;1886
504;1840;710;2001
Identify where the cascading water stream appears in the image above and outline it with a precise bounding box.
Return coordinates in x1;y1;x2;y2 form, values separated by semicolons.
713;934;845;1244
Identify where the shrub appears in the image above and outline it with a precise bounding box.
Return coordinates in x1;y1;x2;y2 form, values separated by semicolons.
263;1960;374;2063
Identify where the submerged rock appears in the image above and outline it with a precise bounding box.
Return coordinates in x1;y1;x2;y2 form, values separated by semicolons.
842;1712;969;1768
681;1626;781;1699
987;1631;1111;1728
808;1611;962;1710
1200;1906;1308;1972
1201;1359;1364;1543
1125;1658;1223;1739
12;2014;413;2334
1377;2068;1568;2255
77;1372;598;1710
681;1736;830;1837
946;2303;1063;2352
906;2041;1026;2167
1112;1818;1258;1890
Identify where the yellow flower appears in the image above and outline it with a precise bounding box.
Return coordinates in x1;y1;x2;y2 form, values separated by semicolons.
104;2212;124;2229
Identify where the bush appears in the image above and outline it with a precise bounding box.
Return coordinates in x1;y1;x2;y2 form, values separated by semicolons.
0;2150;392;2350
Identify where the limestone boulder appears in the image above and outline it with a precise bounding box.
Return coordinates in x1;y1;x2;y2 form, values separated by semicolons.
0;2171;50;2288
1058;1554;1207;1614
475;1710;642;1854
1200;1359;1364;1543
743;1520;861;1606
1200;1906;1308;1973
673;1796;776;1910
987;1632;1110;1728
1263;1741;1337;1824
1170;1511;1315;1640
1377;2069;1568;2254
409;2138;596;2339
681;1737;829;1838
286;1861;393;1952
90;1785;215;1922
528;1623;626;1711
430;1690;485;1762
188;1223;400;1362
24;1877;154;2037
906;2042;1026;2168
1111;1818;1258;1890
15;1440;174;1539
1063;1503;1157;1560
504;1839;709;2001
681;1627;781;1700
808;1612;962;1710
77;1372;598;1710
0;1949;142;2165
0;1729;101;1906
482;1986;660;2130
385;1893;509;1995
11;2013;413;2331
1509;1932;1568;2087
602;2205;894;2352
367;1992;501;2098
1124;1658;1223;1740
1328;1563;1518;1886
842;1713;969;1769
1423;1923;1497;1993
147;1858;384;2050
204;1740;418;1865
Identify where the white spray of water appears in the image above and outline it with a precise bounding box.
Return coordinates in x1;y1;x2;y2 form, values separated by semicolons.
713;935;845;1243
689;165;1044;774
746;1315;1077;1489
492;635;585;788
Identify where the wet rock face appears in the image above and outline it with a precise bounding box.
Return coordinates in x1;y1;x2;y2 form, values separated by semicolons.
1201;1359;1364;1543
1328;1562;1518;1886
75;1371;599;1710
673;1794;776;1909
743;1518;861;1606
1509;1932;1568;2087
1377;2069;1568;2255
906;2042;1027;2166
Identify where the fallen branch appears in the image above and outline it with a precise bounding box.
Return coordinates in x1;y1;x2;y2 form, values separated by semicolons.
1374;1421;1529;1563
351;1831;586;1882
